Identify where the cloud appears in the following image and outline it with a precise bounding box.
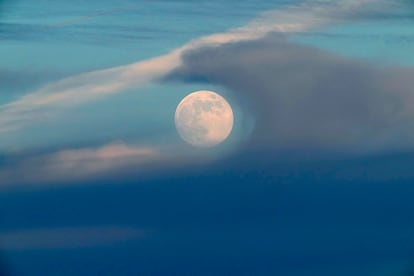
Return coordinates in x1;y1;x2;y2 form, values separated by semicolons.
0;226;146;250
45;3;144;29
166;34;414;154
0;3;146;41
0;138;236;187
0;68;63;94
0;142;161;185
0;0;392;133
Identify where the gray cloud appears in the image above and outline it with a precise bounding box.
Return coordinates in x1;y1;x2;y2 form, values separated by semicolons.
166;34;414;154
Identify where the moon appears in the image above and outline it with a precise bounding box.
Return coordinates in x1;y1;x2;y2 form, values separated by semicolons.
175;90;234;147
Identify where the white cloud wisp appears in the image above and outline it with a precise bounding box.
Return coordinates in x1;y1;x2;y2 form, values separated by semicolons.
0;0;391;132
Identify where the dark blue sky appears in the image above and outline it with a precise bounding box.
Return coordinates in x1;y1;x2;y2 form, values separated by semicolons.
2;151;414;275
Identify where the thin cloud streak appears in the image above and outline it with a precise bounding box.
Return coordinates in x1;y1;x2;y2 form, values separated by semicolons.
44;3;144;29
0;227;146;250
0;142;161;185
0;0;391;133
0;140;234;187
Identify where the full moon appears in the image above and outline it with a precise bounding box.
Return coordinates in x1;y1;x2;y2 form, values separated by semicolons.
175;90;234;147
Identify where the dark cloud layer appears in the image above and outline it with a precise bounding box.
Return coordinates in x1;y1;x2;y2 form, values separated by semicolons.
167;35;414;154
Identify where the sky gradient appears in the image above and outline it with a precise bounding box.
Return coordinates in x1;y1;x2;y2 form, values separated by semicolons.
1;0;414;275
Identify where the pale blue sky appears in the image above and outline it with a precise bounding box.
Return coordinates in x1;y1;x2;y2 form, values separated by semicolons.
0;0;296;152
292;19;414;65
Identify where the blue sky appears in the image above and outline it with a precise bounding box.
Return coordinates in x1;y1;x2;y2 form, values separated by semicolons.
2;0;414;275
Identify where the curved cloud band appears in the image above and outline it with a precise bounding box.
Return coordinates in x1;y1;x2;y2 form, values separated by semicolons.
0;0;392;132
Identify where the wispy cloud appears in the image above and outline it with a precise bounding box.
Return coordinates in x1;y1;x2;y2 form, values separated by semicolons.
0;68;63;95
0;137;233;187
0;226;146;250
0;142;160;185
0;0;392;133
44;3;144;29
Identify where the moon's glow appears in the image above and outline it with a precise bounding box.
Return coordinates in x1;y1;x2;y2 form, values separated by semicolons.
175;90;234;147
